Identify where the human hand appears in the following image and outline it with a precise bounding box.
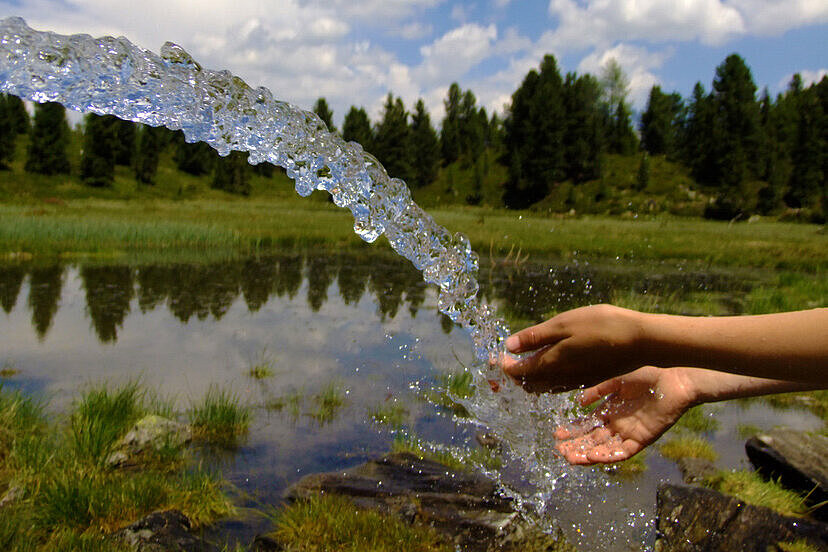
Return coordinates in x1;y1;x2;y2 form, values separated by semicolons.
502;304;646;393
555;366;696;464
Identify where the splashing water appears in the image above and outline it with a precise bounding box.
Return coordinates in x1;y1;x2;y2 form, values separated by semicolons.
0;17;649;547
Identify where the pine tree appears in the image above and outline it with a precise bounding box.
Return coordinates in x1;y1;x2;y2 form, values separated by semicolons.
441;83;463;165
372;93;412;183
25;102;70;175
460;90;485;163
409;99;440;188
640;86;683;156
704;54;761;219
5;94;29;134
112;118;136;166
0;95;14;168
212;150;251;195
787;77;826;216
342;106;373;152
562;72;604;183
81;114;117;187
173;131;215;176
503;55;567;209
134;124;167;184
680;82;716;187
601;59;639;155
313;97;336;132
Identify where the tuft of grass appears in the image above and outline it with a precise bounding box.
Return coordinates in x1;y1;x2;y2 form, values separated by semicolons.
0;386;46;456
659;436;718;462
674;405;721;434
705;470;810;518
368;402;409;429
266;493;453;552
777;540;822;552
70;382;145;465
391;433;502;472
188;386;250;448
308;382;346;426
603;451;648;477
422;371;474;417
248;349;277;379
736;423;762;439
0;360;20;378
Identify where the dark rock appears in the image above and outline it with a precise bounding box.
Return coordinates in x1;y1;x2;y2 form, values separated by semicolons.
285;452;563;551
676;457;716;485
250;534;282;551
655;483;828;552
746;428;828;520
475;431;501;450
112;510;218;552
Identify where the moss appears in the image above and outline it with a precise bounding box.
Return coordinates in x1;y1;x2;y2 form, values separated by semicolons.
705;470;810;518
659;436;718;462
266;493;453;552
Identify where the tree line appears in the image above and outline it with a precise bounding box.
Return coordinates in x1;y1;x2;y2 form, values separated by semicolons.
1;51;825;221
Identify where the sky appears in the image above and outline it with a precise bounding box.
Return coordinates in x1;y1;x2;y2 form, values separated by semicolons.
1;0;826;127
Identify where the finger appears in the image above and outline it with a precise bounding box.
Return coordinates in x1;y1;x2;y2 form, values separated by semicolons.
504;318;569;354
553;416;602;440
587;439;642;465
579;377;622;406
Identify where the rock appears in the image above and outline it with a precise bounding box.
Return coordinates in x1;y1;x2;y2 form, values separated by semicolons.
745;428;828;520
107;415;192;468
655;483;828;552
249;535;282;551
284;452;562;551
676;457;717;485
112;510;217;552
475;431;501;450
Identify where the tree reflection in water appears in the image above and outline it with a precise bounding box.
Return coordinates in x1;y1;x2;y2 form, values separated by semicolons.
0;253;743;344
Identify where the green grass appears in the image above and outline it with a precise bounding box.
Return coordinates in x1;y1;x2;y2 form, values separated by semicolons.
188;386;251;448
705;470;811;518
735;424;762;439
391;433;502;472
0;384;234;550
422;370;475;417
777;540;822;552
368;402;409;429
659;436;719;462
248;352;276;380
266;493;453;552
603;451;648;477
309;382;347;426
0;360;20;378
674;406;721;434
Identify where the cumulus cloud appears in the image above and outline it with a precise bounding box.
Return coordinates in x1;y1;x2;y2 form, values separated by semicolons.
416;23;498;86
395;21;433;40
778;68;828;90
578;44;673;108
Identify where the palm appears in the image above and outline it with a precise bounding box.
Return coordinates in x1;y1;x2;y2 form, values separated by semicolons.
555;366;695;464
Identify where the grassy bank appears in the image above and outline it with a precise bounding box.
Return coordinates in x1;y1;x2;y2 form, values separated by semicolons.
1;199;825;272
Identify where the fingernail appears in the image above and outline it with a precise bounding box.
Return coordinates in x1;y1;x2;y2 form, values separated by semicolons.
504;335;518;352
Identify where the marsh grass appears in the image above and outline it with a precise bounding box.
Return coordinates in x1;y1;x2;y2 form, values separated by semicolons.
603;451;648;477
391;433;502;472
247;349;277;379
674;405;721;434
422;370;474;417
189;386;251;448
0;360;20;378
736;423;762;439
0;384;234;551
368;402;409;429
705;470;811;518
659;436;718;462
266;493;453;552
309;382;347;426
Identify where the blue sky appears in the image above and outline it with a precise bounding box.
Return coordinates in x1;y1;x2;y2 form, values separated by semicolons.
1;1;826;126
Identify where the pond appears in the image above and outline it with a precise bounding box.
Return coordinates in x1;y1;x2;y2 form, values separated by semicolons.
0;251;823;550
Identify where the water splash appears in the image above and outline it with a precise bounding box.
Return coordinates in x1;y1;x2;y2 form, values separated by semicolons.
0;17;644;546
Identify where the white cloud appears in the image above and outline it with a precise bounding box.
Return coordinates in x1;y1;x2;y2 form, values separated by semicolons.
416;23;498;85
729;0;828;35
450;4;473;23
547;0;745;49
778;68;828;90
395;21;433;40
578;44;672;108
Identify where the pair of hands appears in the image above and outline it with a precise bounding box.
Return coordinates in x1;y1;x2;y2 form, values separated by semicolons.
500;305;696;465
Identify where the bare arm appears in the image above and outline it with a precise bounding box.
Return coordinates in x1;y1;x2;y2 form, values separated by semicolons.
503;305;827;393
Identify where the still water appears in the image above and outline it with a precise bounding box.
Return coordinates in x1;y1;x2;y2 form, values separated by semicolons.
0;251;822;549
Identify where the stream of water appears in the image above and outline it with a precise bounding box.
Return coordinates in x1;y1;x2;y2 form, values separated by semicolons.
0;17;646;547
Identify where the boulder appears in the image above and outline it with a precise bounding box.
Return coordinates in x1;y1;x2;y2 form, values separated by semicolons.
745;428;828;520
655;483;828;552
284;452;570;551
107;415;192;468
112;510;217;552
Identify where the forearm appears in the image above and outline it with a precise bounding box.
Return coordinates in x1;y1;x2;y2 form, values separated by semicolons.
675;367;820;406
639;308;828;385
